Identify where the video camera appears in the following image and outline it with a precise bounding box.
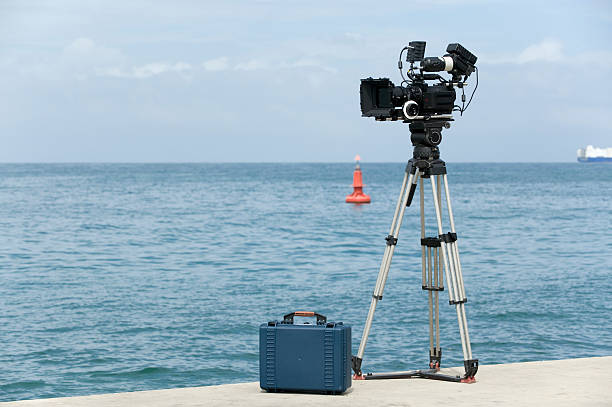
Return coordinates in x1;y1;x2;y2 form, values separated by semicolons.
360;42;478;122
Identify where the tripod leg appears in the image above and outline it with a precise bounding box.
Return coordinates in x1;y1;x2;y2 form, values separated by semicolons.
434;176;442;367
441;174;478;379
353;170;418;376
424;176;444;370
420;175;426;283
441;175;470;354
430;174;478;380
434;245;441;366
427;246;434;358
443;174;466;301
435;230;444;363
429;176;469;363
419;174;444;370
420;176;435;360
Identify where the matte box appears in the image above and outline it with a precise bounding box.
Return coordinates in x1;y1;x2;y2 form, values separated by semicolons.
259;312;351;394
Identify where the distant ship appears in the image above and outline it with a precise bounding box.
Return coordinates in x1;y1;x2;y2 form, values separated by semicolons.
577;145;612;163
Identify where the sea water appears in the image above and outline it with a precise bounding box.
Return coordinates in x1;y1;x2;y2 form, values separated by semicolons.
1;163;611;401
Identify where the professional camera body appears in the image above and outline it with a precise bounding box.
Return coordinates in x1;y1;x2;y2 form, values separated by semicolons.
360;77;456;121
360;42;477;122
359;41;478;163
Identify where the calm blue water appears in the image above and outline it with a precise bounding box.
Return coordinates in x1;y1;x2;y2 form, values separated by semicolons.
0;163;611;401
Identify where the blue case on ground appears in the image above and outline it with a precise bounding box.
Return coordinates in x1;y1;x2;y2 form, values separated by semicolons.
259;311;351;394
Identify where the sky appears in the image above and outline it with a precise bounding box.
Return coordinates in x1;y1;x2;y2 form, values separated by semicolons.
1;0;611;162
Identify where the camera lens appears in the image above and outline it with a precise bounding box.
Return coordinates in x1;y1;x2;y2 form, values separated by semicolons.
402;100;419;119
408;104;419;117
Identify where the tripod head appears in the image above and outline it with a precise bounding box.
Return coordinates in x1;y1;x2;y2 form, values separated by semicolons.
409;119;451;164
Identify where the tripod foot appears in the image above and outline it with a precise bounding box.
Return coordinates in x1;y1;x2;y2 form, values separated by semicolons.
429;348;442;371
351;355;363;377
463;359;479;378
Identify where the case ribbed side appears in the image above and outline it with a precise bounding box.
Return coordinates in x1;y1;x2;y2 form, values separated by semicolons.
265;328;276;388
323;327;334;389
342;328;347;386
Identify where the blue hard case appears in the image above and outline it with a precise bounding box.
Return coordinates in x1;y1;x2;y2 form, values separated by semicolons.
259;312;351;394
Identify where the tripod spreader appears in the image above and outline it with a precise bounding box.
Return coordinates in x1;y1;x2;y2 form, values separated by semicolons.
352;143;478;383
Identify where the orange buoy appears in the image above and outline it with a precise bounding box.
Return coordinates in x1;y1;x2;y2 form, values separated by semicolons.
346;155;371;204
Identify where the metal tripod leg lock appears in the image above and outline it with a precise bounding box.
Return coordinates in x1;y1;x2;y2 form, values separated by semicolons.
352;159;478;383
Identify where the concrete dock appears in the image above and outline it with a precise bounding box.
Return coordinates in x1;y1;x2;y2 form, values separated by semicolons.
3;356;611;406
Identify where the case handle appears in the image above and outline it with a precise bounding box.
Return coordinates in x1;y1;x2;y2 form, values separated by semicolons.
283;311;327;325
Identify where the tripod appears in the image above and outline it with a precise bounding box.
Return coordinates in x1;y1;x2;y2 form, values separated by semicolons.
352;120;478;383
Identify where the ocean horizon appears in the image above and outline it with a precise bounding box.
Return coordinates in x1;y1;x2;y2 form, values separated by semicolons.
0;160;584;164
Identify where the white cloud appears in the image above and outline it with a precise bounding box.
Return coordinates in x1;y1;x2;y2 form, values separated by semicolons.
517;39;563;64
97;55;337;79
343;32;363;41
481;39;565;65
233;57;337;73
286;58;338;74
234;59;270;71
202;57;229;71
57;37;125;80
63;37;96;54
101;62;192;78
134;62;191;78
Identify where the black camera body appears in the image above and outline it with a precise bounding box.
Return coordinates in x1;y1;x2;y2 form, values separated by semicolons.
360;78;455;121
359;42;477;123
